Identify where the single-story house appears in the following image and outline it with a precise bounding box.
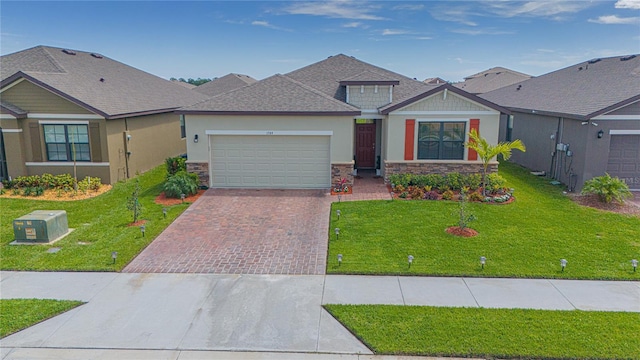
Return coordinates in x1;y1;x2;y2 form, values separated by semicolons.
193;73;257;97
481;55;640;191
179;54;509;189
454;67;532;95
0;45;208;183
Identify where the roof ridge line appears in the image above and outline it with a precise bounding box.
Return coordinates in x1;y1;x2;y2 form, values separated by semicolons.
277;74;360;111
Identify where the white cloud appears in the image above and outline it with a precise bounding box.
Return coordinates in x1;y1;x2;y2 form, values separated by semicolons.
382;29;412;35
251;20;291;31
588;15;640;24
451;28;514;35
393;4;424;11
284;0;385;20
342;21;365;28
483;1;595;18
615;0;640;9
428;4;478;26
414;36;433;40
537;48;556;53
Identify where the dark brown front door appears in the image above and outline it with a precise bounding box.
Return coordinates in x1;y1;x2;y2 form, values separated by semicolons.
355;123;376;168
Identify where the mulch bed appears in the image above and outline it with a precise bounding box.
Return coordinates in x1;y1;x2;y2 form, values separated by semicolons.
331;188;353;195
569;193;640;217
127;220;147;227
446;226;479;237
154;189;206;206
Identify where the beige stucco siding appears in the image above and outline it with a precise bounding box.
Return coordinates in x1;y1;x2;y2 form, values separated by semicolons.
1;80;93;114
1;118;27;178
185;115;354;163
347;85;391;109
105;112;186;183
385;90;501;161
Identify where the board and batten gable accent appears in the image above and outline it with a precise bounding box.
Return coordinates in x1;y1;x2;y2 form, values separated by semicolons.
468;119;480;161
404;119;415;160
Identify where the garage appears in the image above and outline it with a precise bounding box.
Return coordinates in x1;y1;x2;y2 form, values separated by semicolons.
209;133;331;189
607;135;640;190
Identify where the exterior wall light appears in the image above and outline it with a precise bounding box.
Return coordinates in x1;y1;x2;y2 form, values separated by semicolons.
597;130;604;139
194;134;199;143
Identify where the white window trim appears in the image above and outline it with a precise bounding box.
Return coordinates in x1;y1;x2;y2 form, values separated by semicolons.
394;111;498;116
592;115;640;120
26;162;109;167
30;114;103;120
206;130;333;136
609;130;640;135
1;128;23;133
38;120;90;125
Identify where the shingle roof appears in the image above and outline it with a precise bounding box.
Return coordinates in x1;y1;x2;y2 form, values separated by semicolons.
0;45;208;119
193;73;257;97
180;74;360;115
480;55;640;119
285;54;430;107
171;79;197;89
0;100;27;118
453;67;532;94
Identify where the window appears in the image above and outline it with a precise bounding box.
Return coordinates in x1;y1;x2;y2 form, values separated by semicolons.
43;124;90;161
180;115;186;139
417;122;465;160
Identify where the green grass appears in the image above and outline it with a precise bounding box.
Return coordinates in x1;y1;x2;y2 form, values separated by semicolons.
0;165;193;271
325;305;640;359
1;299;84;338
329;162;640;279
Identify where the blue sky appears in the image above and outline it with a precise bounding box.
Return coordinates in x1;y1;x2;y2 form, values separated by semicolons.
1;1;639;82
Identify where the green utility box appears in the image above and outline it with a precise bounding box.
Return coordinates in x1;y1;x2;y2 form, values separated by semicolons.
13;210;69;243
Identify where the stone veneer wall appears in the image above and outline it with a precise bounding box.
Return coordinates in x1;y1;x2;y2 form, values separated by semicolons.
384;161;497;182
331;163;354;187
187;162;209;187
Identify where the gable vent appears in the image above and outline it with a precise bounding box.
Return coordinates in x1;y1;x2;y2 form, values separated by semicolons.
621;55;636;61
62;49;76;55
91;53;103;59
587;58;601;64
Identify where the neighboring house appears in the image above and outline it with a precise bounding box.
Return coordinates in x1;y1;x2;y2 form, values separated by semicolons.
424;77;448;85
180;54;508;189
454;67;532;94
0;45;207;184
193;73;257;97
481;55;640;191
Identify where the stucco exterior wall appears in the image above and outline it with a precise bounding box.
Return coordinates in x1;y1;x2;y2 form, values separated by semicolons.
185;115;354;164
1;118;27;179
347;85;391;109
1;80;93;114
400;91;487;112
106;112;186;183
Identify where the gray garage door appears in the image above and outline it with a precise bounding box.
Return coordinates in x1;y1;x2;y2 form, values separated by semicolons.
210;135;330;189
607;135;640;190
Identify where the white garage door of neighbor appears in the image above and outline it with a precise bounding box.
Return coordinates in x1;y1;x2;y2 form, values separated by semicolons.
210;135;331;188
607;135;640;190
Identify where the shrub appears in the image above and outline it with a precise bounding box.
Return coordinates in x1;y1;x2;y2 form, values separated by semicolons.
33;186;45;196
445;172;464;191
463;173;482;191
468;191;484;202
442;190;455;200
393;184;405;193
163;171;198;198
409;186;425;200
581;173;632;204
41;173;56;189
423;190;439;200
165;156;186;177
52;174;75;190
77;176;102;193
484;173;507;194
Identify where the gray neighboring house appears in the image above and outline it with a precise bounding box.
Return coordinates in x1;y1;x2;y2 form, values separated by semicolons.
455;67;532;94
481;55;640;191
193;73;257;97
0;45;207;183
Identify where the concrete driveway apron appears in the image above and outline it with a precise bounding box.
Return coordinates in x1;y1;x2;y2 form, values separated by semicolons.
124;189;332;274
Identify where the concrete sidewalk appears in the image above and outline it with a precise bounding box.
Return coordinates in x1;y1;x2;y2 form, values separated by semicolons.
1;272;639;359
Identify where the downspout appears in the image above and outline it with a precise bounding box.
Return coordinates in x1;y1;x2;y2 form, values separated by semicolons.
550;117;562;180
124;118;130;179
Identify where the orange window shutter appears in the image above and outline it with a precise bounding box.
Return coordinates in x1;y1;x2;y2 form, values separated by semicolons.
404;119;415;160
468;119;480;161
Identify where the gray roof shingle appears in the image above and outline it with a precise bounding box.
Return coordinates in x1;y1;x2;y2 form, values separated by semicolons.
0;45;208;118
181;74;360;115
480;55;640;119
193;73;257;97
453;67;532;94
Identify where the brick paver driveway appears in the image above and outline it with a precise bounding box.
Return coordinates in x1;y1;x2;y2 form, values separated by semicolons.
124;189;332;274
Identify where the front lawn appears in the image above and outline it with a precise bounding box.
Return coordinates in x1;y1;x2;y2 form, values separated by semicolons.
325;305;640;359
0;299;84;338
329;162;640;279
0;165;193;271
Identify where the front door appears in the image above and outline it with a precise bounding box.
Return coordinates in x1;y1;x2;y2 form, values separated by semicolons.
355;123;376;169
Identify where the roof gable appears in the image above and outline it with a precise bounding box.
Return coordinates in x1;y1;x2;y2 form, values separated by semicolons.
480;55;640;119
0;45;208;118
180;74;360;115
454;67;532;94
193;73;257;97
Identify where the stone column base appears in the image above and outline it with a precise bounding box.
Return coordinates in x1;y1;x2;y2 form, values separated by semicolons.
186;162;209;187
331;162;354;187
384;161;497;182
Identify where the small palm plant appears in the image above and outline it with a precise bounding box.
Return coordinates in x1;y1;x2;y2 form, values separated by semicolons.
466;129;526;196
581;173;632;204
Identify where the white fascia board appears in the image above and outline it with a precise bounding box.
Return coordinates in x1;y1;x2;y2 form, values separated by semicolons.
417;118;469;123
206;130;333;136
0;114;17;120
397;111;498;116
1;128;23;133
609;130;640;135
26;162;110;167
0;78;25;93
29;114;103;120
38;120;90;125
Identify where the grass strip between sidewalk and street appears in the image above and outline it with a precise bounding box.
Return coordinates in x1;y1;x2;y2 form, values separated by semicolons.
0;299;84;338
0;165;193;271
328;162;640;279
324;304;640;359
